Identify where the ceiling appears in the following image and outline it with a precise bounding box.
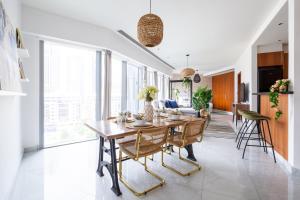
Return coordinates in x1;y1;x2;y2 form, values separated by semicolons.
22;0;281;71
256;3;288;46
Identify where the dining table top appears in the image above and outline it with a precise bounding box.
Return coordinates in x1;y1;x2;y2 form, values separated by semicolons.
85;115;205;140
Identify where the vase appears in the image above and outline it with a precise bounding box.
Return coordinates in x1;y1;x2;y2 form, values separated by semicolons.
144;101;154;122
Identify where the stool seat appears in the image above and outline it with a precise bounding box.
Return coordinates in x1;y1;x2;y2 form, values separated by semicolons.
238;110;270;120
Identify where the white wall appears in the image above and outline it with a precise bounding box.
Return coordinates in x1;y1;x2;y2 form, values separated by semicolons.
0;0;22;199
288;0;300;171
233;0;287;111
21;35;40;150
233;46;257;110
21;6;173;75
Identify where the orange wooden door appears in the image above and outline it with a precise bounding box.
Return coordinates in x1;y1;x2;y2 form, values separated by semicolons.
212;72;234;112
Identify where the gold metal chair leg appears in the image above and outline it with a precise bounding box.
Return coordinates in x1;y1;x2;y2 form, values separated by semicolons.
118;151;165;196
162;147;201;176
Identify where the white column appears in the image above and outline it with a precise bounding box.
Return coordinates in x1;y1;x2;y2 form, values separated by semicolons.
288;0;300;171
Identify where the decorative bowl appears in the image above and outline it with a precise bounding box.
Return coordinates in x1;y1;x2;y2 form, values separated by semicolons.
134;120;146;126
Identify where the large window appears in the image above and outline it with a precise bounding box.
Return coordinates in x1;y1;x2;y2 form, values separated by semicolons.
44;41;98;147
157;73;164;100
127;64;140;113
147;69;155;86
110;56;123;116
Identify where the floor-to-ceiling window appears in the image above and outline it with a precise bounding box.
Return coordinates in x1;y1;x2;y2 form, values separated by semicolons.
43;41;98;147
127;63;140;113
157;73;164;100
147;69;155;86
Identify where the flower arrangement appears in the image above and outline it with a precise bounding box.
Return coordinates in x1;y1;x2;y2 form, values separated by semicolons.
138;86;159;102
133;113;144;120
269;79;290;120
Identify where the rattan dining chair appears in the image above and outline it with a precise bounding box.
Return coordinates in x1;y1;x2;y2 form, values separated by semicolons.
118;127;168;196
162;119;205;176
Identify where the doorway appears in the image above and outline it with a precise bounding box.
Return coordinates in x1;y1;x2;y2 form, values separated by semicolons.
237;72;242;103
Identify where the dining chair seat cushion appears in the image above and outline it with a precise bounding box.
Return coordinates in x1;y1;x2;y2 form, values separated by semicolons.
119;140;163;159
167;134;198;147
116;135;137;144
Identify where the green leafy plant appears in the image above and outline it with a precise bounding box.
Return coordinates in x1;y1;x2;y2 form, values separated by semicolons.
269;79;290;120
192;86;212;111
173;88;180;101
182;77;192;89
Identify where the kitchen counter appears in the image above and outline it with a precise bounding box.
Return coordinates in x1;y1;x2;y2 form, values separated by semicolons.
256;94;289;160
252;91;294;95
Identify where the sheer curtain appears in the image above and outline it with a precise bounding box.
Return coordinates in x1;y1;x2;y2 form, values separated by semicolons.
109;55;123;116
102;50;112;119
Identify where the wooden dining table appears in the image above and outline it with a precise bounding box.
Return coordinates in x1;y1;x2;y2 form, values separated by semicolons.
85;115;203;196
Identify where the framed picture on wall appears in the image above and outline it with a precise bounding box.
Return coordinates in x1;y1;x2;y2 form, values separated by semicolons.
0;0;21;92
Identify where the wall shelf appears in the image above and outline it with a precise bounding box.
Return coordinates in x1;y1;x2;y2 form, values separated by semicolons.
0;90;27;96
17;48;30;58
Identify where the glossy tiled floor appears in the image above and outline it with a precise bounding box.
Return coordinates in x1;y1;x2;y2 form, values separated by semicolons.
10;118;300;200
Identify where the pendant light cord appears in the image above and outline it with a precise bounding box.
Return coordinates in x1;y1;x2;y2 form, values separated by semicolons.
150;0;152;13
186;54;190;66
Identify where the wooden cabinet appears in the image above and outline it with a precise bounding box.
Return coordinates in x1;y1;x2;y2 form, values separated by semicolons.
212;72;234;112
257;51;284;67
257;51;289;79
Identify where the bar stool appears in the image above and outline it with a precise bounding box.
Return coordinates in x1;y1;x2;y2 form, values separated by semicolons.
236;110;276;163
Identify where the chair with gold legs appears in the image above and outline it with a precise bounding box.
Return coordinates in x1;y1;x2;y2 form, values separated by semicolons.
118;127;168;196
162;119;205;176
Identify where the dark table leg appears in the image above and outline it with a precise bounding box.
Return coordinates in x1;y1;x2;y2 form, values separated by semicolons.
185;144;197;161
170;127;197;161
96;136;104;176
108;139;122;196
96;137;122;196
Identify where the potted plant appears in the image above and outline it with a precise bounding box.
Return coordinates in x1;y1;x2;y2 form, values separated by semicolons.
192;86;212;117
182;77;192;89
138;86;159;121
269;79;290;120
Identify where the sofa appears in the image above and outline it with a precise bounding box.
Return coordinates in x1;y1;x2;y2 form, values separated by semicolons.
155;99;213;116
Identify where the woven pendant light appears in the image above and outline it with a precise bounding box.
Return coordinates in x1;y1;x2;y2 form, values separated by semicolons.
138;0;163;47
180;54;195;78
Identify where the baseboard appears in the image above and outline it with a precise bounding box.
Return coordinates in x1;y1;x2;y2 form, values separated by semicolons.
266;149;300;176
23;145;39;153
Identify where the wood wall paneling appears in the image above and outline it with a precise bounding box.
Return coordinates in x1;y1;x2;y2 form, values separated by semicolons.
212;72;234;112
284;53;289;79
260;95;288;160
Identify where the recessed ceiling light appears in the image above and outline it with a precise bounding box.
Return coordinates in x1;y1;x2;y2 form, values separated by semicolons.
278;22;284;26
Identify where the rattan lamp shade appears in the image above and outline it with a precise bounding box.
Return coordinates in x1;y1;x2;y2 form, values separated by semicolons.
138;13;163;47
180;68;195;78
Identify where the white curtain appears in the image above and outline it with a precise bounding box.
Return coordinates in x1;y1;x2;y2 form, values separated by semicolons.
102;50;112;119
